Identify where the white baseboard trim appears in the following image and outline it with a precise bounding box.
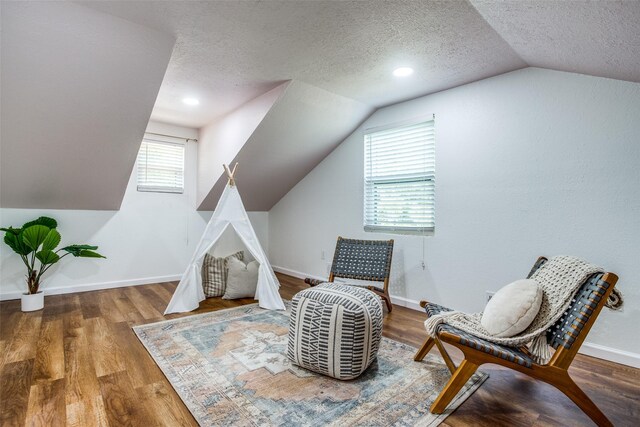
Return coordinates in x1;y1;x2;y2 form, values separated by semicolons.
0;274;181;301
273;265;324;282
272;265;640;369
388;294;423;311
579;342;640;369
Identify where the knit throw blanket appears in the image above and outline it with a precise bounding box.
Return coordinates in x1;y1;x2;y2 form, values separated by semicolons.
424;256;603;364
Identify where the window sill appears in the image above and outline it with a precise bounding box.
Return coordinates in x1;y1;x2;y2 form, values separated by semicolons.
137;186;184;194
364;226;434;237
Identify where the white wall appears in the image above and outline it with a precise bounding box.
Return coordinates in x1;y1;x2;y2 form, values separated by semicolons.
0;121;269;299
269;68;640;361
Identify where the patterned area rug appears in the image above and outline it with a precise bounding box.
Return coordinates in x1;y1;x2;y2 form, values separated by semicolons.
134;304;487;426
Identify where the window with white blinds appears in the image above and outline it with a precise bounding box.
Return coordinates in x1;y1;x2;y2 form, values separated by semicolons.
137;138;185;193
364;118;435;234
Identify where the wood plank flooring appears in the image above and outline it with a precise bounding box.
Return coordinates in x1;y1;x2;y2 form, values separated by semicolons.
1;274;638;426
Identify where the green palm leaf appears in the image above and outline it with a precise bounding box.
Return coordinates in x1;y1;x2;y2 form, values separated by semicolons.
78;250;106;258
0;227;22;235
22;225;50;251
61;244;98;256
3;232;31;255
22;217;57;230
36;250;60;265
41;229;61;252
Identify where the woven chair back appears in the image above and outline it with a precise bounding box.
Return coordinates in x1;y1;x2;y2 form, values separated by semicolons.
330;237;394;283
527;258;614;351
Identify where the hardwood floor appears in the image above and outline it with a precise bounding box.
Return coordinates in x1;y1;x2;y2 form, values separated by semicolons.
1;273;638;426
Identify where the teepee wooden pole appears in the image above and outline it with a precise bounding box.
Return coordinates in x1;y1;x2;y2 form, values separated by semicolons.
224;163;239;186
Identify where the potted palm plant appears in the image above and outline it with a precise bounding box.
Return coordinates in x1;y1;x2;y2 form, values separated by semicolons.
1;216;105;312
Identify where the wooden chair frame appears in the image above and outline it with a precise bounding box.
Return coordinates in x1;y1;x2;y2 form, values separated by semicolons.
414;257;619;427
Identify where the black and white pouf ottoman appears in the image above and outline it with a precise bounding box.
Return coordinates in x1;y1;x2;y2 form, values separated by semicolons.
287;282;383;380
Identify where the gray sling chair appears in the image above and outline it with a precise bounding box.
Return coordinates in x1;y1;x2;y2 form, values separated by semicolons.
414;256;620;427
305;237;394;312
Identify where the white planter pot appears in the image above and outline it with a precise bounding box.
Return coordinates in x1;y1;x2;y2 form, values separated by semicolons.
21;291;44;312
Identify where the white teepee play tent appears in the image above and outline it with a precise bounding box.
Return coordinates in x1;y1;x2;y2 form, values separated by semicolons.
165;164;285;314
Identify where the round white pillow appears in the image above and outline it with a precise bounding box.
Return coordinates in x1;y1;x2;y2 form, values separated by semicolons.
481;279;543;338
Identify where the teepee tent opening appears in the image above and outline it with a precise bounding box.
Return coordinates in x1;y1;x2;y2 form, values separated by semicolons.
165;164;285;314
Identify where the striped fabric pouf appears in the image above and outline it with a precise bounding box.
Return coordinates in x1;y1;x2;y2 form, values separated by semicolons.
287;283;383;380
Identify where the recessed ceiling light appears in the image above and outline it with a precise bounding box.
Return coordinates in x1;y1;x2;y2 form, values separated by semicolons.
393;67;414;77
182;97;200;106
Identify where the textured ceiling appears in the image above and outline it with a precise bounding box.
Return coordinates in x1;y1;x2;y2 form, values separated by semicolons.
470;0;640;83
0;2;174;209
81;0;526;128
4;1;639;211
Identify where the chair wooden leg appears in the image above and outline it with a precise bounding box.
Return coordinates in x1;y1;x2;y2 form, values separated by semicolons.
554;375;613;427
382;293;393;312
434;338;457;374
414;337;435;361
430;359;479;414
371;287;393;312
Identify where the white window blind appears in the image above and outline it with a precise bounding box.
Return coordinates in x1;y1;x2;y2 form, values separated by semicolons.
137;138;185;193
364;119;435;234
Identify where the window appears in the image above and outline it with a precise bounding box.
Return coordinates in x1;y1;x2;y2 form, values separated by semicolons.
364;118;435;234
137;137;185;193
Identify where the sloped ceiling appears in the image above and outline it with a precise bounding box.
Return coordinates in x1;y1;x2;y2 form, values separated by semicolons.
0;2;175;209
80;0;527;128
196;83;290;207
198;81;374;211
3;1;639;211
470;0;640;83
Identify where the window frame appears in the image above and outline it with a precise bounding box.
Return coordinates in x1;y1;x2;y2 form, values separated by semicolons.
136;136;186;194
363;116;435;236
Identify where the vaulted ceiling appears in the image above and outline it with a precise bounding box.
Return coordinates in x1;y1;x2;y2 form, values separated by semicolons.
79;0;640;129
471;0;640;83
81;0;527;128
197;80;373;211
2;1;638;210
